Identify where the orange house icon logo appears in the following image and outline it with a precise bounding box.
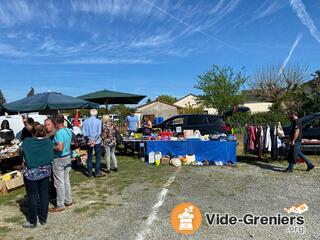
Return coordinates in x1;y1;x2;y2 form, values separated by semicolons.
171;202;202;235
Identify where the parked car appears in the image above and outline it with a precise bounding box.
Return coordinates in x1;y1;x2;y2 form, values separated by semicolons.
150;114;231;135
284;113;320;140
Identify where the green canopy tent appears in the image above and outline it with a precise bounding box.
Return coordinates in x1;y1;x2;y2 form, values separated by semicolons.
78;89;146;105
3;92;99;113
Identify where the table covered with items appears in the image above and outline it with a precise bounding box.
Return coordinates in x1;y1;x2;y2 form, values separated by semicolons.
0;138;23;193
146;140;236;166
0;139;21;162
132;130;238;167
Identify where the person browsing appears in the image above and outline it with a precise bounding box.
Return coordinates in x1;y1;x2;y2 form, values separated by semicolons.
284;111;315;173
49;114;73;213
125;110;139;135
82;109;105;178
21;124;54;228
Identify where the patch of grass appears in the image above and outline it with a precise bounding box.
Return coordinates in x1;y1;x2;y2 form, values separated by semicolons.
25;237;35;240
4;216;24;224
0;188;25;206
69;170;88;186
0;226;11;236
78;195;90;200
74;205;90;214
91;203;106;211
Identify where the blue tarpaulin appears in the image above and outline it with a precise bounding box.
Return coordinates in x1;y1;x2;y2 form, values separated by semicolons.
146;140;236;163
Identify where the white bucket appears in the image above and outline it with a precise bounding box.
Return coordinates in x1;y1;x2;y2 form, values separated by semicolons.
148;151;155;164
155;152;162;162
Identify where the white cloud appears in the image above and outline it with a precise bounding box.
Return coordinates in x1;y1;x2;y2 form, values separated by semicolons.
290;0;320;43
0;0;59;27
278;33;303;76
63;57;153;65
0;43;25;57
255;1;285;19
91;33;99;40
209;0;225;14
129;34;173;48
40;37;58;51
7;32;19;39
246;0;286;25
70;0;164;20
142;0;238;51
0;0;32;26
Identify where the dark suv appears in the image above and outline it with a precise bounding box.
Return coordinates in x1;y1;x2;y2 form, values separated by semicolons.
284;113;320;139
152;114;231;135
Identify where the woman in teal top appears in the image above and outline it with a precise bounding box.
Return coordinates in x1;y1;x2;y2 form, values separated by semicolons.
22;124;54;228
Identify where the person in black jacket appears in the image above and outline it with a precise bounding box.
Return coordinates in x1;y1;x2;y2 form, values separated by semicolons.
284;112;315;173
21;116;34;141
0;120;15;144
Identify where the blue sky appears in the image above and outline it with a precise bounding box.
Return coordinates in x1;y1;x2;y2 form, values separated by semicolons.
0;0;320;103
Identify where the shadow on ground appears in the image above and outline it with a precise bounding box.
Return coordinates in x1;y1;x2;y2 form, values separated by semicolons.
15;196;28;221
237;155;287;172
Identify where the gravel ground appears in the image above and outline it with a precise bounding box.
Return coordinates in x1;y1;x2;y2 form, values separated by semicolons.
2;160;320;240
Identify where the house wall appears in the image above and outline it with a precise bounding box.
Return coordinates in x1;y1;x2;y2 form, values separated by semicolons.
137;102;178;120
175;95;198;107
243;102;272;113
176;94;272;114
175;95;218;115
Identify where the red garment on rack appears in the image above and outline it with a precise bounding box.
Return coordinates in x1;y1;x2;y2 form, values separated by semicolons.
74;111;80;127
249;126;256;151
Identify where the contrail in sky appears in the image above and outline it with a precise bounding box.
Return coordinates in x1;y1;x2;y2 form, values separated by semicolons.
278;33;303;77
290;0;320;43
142;0;240;52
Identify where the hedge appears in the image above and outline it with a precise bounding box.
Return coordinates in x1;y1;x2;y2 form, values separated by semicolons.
226;111;290;133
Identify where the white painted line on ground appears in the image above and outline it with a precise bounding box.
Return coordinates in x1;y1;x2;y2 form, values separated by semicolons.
135;168;180;240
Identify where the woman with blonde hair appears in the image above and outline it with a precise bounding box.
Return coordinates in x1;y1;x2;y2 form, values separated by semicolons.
102;115;118;173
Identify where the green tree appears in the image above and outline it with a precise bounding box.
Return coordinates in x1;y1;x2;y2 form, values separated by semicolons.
109;104;131;118
27;87;35;97
300;70;320;114
195;65;247;115
146;98;152;103
178;103;204;114
156;95;177;105
0;90;6;105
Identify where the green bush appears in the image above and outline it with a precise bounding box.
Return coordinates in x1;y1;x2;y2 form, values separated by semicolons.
226;111;290;133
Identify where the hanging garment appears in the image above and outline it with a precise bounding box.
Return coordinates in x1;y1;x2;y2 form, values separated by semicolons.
265;125;272;152
256;126;264;159
276;122;285;138
249;126;256;151
277;136;282;148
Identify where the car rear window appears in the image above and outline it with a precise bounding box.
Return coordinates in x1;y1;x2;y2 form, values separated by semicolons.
166;117;184;126
307;117;320;128
301;115;320;125
208;116;220;124
187;116;207;125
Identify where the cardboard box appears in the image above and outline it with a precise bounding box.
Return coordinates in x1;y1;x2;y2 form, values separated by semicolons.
0;170;24;193
161;156;170;165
